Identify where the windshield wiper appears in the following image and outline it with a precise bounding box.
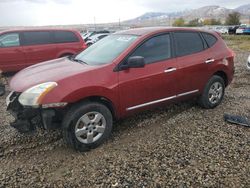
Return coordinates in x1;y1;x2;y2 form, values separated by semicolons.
69;56;88;65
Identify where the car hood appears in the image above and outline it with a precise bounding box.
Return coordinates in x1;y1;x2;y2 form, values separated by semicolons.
9;57;96;92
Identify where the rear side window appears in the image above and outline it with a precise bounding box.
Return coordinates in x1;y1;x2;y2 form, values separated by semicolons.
202;33;217;47
54;31;79;43
174;32;204;57
130;34;171;64
22;31;52;45
0;33;20;47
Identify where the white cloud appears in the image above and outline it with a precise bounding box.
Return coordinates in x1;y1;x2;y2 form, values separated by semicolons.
0;0;249;26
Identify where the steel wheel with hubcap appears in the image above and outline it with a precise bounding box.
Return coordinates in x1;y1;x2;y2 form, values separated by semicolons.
62;102;113;152
208;82;223;104
198;75;225;109
75;112;106;144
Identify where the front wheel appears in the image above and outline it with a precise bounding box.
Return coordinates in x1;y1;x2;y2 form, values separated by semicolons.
198;75;225;109
62;102;113;152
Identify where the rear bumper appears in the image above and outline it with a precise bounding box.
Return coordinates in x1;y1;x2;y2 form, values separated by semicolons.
7;92;62;133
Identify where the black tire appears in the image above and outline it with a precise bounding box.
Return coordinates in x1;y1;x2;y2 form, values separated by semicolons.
62;101;113;152
198;75;225;109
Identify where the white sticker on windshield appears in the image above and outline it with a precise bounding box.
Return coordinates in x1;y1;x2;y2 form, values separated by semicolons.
117;36;136;42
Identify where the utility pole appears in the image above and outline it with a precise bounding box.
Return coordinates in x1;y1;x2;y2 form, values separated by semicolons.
94;17;96;31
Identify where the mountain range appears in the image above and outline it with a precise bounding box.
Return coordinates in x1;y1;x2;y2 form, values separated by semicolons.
125;4;250;25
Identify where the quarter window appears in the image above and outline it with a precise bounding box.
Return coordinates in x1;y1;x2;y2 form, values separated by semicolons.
202;33;217;47
54;31;79;43
23;31;52;45
0;33;20;47
174;32;204;57
130;34;171;64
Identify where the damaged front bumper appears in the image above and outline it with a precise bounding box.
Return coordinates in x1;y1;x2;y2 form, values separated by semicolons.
6;92;63;133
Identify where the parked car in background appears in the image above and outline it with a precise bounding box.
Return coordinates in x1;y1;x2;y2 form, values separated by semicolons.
243;27;250;35
7;27;234;151
0;29;87;73
214;27;228;34
247;55;250;70
236;26;246;35
228;26;239;35
86;33;109;46
83;30;110;42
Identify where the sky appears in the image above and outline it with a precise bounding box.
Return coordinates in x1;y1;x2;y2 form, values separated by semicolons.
0;0;249;26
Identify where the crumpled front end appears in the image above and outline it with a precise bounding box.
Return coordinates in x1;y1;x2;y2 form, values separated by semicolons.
6;92;62;133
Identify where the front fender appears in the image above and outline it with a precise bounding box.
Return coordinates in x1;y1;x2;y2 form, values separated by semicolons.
41;85;119;112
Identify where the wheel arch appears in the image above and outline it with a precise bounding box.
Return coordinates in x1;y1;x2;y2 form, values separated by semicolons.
68;96;118;120
213;71;228;86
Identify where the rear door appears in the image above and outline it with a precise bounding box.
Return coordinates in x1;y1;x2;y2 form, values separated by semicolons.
118;33;178;114
53;31;83;54
173;31;211;95
0;32;26;72
21;31;58;66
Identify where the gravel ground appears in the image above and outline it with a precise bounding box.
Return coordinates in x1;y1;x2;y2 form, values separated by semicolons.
0;47;250;187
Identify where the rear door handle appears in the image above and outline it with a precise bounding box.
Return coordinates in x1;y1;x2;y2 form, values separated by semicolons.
205;59;215;64
164;67;177;73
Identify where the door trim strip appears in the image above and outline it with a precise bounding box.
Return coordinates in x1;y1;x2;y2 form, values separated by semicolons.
126;89;199;111
177;90;199;97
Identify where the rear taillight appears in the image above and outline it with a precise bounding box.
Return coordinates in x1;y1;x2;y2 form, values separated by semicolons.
231;49;235;58
215;31;222;37
226;48;235;67
82;42;87;49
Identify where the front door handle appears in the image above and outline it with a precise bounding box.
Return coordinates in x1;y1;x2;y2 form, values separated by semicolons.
205;59;215;64
164;67;177;73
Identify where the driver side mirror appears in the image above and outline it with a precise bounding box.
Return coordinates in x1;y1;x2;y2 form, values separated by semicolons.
120;56;145;70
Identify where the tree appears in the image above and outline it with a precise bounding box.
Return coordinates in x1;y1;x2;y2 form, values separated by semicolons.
225;12;241;25
203;19;222;25
173;18;185;27
187;18;202;27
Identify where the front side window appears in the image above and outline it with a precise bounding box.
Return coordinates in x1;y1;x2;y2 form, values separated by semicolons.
0;33;20;47
174;32;204;57
75;34;138;65
23;31;52;45
130;34;171;64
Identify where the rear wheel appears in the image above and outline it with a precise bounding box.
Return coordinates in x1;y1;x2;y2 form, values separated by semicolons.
62;102;113;152
198;75;225;109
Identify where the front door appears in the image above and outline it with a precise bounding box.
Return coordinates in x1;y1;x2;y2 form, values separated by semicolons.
118;33;178;115
0;32;26;72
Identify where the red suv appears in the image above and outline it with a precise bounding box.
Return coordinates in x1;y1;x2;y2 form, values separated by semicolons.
0;29;87;72
6;27;234;151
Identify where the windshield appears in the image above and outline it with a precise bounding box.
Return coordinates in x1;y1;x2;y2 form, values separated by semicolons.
75;34;138;65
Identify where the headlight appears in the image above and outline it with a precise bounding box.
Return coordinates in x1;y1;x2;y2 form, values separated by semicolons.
18;82;58;107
